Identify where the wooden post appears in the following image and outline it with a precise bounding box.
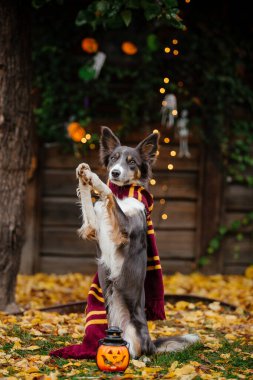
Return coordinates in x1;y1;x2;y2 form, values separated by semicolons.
198;146;225;273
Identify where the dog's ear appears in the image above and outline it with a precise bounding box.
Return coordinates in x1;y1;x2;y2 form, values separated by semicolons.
100;126;121;166
136;132;159;164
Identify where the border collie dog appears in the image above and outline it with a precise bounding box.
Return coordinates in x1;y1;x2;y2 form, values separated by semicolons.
76;126;199;358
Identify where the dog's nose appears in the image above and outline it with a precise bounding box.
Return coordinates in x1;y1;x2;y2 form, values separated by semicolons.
111;169;121;178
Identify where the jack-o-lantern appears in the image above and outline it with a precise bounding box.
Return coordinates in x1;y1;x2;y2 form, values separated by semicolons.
96;327;130;372
81;38;98;54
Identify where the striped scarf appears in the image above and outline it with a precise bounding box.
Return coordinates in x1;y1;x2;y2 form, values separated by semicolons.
50;183;165;359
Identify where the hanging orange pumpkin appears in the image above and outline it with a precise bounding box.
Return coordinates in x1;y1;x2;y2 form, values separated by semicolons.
81;38;99;54
121;41;138;55
96;327;130;372
67;122;86;142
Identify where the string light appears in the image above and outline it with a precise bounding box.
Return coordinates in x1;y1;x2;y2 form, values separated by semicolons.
170;150;177;156
161;213;168;220
90;143;96;149
164;137;170;143
160;198;166;205
168;164;174;170
160;87;166;94
172;110;178;116
163;77;170;84
156;150;160;156
164;47;171;53
153;129;159;134
81;137;87;143
162;100;167;106
162;185;168;191
150;179;156;185
185;0;191;3
86;133;91;140
172;39;178;45
173;49;179;56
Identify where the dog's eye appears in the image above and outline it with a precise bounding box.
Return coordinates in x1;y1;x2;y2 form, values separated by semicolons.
129;160;136;165
111;156;117;162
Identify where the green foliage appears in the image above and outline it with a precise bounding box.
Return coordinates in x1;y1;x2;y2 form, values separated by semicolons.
75;0;183;30
204;211;253;259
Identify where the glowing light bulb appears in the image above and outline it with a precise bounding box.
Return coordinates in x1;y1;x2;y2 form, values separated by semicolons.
162;100;167;106
164;137;170;143
164;47;171;53
173;49;179;56
172;39;178;45
168;164;174;170
163;77;169;84
81;137;87;143
160;88;165;94
172;110;178;116
90;143;96;149
170;150;176;156
156;150;160;156
153;129;159;134
160;198;165;205
162;213;168;220
150;179;156;185
86;133;91;140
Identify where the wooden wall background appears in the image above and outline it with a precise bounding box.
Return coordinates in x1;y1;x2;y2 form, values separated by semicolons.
20;136;253;275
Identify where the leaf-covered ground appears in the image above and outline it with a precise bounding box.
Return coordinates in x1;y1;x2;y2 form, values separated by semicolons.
0;269;252;379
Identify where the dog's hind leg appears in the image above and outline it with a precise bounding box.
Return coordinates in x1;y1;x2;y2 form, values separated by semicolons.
76;163;97;240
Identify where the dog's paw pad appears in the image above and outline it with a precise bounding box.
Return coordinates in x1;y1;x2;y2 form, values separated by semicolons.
76;163;91;181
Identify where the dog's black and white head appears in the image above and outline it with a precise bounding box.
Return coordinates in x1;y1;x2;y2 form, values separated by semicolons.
100;126;159;186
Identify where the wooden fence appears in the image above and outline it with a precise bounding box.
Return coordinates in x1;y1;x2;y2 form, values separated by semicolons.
20;136;253;275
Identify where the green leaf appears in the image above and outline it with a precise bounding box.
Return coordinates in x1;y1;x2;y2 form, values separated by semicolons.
75;10;88;26
219;226;228;236
198;256;210;266
121;10;132;26
236;233;244;241
147;34;159;51
78;65;96;82
96;0;109;13
143;3;161;21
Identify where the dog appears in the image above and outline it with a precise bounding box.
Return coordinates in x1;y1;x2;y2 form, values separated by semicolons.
76;126;199;358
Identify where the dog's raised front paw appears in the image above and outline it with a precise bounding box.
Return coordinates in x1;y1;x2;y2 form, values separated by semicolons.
76;163;92;184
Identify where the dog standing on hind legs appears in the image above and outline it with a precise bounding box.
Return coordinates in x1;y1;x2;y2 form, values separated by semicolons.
76;126;199;358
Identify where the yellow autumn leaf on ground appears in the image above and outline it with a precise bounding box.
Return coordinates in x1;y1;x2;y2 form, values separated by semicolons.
132;359;146;368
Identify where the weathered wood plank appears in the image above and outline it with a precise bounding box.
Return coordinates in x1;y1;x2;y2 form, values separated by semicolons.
43;170;197;199
156;230;195;259
39;256;98;274
42;197;197;229
152;200;197;229
39;255;195;275
41;228;96;255
222;236;253;264
223;264;249;275
41;228;195;259
43;144;200;172
226;184;253;211
149;172;198;199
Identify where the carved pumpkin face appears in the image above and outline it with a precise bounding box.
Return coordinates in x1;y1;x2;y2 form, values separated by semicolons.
96;344;130;372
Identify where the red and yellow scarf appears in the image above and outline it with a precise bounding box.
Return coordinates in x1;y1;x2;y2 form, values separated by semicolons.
51;183;165;359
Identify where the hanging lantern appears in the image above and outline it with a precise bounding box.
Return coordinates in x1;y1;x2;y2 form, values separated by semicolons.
121;41;138;55
67;122;86;142
81;38;99;54
96;327;130;372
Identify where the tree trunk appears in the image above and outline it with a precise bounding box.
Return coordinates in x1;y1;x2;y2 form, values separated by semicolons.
0;0;32;310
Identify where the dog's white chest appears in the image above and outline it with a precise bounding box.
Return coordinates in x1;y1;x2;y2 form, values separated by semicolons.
94;200;123;279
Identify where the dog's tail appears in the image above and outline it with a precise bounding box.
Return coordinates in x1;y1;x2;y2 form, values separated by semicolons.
154;334;200;353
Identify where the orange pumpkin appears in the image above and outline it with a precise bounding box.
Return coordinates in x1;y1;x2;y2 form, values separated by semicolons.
96;327;130;372
121;41;138;55
81;38;99;54
67;122;86;142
